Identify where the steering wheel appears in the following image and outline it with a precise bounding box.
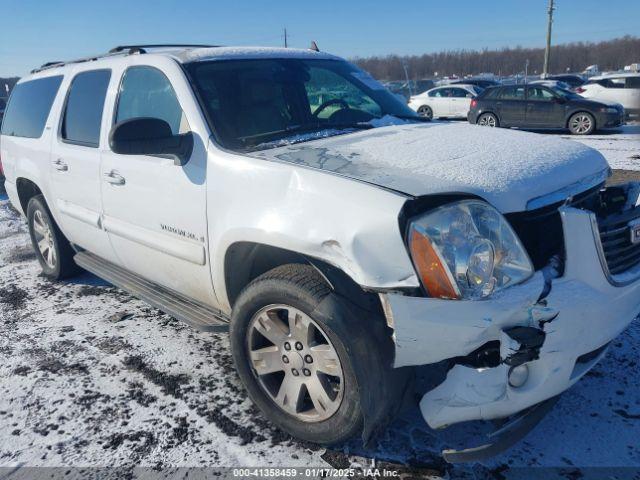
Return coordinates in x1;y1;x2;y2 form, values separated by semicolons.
312;98;349;118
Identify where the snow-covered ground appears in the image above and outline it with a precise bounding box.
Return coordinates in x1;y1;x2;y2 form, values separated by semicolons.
0;127;639;478
562;124;640;171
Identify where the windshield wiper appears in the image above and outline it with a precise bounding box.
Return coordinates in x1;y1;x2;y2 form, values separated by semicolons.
241;122;374;151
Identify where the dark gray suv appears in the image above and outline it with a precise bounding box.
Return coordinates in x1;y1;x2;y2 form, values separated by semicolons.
468;85;624;135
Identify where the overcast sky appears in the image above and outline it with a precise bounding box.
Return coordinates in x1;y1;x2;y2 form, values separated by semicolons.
0;0;638;77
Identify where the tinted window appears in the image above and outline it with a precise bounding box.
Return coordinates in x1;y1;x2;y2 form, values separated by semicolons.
498;86;525;100
116;67;186;135
626;77;640;88
527;87;555;101
61;70;111;147
589;78;626;89
430;88;452;98
1;76;63;138
481;88;500;99
451;88;470;98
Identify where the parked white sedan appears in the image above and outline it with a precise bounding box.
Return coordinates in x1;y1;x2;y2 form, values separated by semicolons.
576;72;640;119
408;84;483;119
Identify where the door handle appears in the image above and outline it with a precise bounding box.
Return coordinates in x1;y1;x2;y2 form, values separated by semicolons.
53;159;68;172
103;170;126;186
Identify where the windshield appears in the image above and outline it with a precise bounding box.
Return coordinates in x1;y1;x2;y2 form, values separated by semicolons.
186;58;420;152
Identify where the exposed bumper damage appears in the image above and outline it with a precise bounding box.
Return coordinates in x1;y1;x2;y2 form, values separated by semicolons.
382;192;640;461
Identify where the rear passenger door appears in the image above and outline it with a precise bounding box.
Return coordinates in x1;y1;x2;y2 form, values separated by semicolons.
495;86;526;126
449;87;473;117
49;69;117;262
100;65;215;307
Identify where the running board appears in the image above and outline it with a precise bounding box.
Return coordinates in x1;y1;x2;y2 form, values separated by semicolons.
74;251;229;332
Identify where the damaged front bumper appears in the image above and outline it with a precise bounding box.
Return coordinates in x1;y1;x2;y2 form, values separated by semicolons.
381;197;640;457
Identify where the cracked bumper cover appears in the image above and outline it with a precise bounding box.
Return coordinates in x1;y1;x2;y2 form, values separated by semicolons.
383;205;640;430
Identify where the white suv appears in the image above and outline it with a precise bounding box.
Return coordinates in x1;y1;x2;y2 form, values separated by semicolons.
577;72;640;119
2;45;640;463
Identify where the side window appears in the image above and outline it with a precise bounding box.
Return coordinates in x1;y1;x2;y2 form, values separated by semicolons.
626;77;640;89
1;76;63;138
528;87;555;101
452;88;470;98
499;86;525;100
61;70;111;147
115;66;188;135
608;78;626;89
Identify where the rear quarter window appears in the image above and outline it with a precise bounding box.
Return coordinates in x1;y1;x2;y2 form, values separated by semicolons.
626;77;640;89
1;76;63;138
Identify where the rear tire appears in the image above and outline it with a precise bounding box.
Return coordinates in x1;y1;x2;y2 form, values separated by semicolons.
230;264;368;445
568;112;595;135
27;195;80;280
477;112;499;127
417;105;433;120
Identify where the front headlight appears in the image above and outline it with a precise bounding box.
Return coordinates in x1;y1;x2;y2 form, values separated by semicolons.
605;107;619;113
407;200;534;299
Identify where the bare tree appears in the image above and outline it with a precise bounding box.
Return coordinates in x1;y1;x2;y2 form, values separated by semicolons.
352;36;640;80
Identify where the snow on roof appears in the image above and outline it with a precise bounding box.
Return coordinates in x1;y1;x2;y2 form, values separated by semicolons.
176;46;340;63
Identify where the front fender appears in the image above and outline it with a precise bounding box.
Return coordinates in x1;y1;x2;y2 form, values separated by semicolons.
206;144;420;312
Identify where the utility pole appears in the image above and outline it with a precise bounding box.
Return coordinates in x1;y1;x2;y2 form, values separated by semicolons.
542;0;555;77
284;28;288;48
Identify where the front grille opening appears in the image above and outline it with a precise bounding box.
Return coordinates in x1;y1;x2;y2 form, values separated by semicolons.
507;208;565;271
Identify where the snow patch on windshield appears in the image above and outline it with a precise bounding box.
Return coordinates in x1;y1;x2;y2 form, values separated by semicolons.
367;115;412;128
254;129;353;150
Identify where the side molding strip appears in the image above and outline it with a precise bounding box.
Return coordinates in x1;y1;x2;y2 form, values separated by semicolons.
56;200;101;228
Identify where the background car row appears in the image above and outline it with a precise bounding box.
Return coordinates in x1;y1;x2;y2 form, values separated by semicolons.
406;71;638;134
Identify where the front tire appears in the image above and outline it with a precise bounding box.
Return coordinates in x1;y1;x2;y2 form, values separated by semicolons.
27;195;79;280
477;112;499;127
568;112;595;135
230;264;365;445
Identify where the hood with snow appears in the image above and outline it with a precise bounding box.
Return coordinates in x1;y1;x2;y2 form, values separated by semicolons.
253;122;610;213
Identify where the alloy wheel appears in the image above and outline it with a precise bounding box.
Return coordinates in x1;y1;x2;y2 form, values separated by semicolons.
247;304;344;422
570;114;592;134
418;105;433;119
32;210;56;269
478;114;497;127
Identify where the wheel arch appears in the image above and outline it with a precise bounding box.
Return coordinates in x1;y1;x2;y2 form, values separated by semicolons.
223;241;381;313
477;110;501;125
16;177;44;215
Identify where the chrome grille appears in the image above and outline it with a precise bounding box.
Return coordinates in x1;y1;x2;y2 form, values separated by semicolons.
598;208;640;275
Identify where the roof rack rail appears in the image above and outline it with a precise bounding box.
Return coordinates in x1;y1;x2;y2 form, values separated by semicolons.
109;44;218;54
31;44;218;74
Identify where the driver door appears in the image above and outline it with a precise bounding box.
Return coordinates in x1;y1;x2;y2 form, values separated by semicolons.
100;64;216;306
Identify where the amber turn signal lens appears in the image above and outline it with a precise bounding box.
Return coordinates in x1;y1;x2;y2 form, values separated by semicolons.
409;228;459;299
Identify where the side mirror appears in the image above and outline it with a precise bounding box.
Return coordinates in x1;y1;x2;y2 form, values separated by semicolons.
555;96;567;104
108;117;193;166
